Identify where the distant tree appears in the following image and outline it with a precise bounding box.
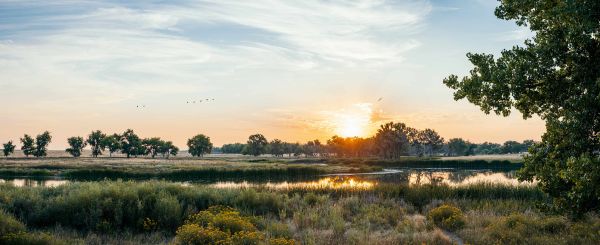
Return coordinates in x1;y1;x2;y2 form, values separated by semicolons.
2;141;16;157
142;137;162;158
221;143;245;154
120;129;142;158
66;136;86;157
447;138;469;156
20;134;35;157
374;122;411;159
33;131;52;158
102;134;122;157
418;129;444;157
501;141;522;154
86;130;106;157
327;135;347;157
243;134;268;157
268;139;285;157
158;141;178;158
474;142;502;155
187;134;213;157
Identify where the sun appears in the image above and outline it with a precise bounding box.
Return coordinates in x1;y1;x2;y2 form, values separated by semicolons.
337;117;365;137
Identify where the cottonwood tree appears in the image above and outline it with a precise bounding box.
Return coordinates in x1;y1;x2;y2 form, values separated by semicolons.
2;141;15;157
447;138;469;156
418;129;444;157
374;122;411;159
187;134;213;157
159;141;178;158
268;139;285;157
102;134;121;157
20;134;35;157
120;129;142;158
443;1;600;215
142;137;163;158
66;136;86;157
33;131;52;158
243;134;268;157
87;130;106;157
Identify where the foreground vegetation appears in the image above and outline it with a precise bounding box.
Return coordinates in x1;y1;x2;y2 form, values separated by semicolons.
0;180;597;244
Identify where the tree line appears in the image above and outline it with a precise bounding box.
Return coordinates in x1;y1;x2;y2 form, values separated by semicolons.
2;122;534;159
219;122;535;158
1;130;213;158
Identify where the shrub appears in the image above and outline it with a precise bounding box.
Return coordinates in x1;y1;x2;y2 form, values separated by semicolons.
269;237;296;245
211;211;256;233
427;204;465;231
230;230;264;245
175;224;229;245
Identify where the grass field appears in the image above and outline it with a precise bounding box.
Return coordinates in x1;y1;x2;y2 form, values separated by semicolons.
0;180;598;245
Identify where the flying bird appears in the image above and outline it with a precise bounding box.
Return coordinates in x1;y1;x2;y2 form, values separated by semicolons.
377;97;383;102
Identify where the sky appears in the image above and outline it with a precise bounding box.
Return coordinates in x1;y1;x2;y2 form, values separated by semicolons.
0;0;545;149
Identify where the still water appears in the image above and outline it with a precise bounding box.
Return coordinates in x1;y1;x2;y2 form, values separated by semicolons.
0;168;534;189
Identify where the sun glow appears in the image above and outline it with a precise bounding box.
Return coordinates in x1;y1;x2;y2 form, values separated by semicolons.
332;104;373;137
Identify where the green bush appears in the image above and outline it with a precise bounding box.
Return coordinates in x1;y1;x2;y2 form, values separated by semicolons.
427;204;466;231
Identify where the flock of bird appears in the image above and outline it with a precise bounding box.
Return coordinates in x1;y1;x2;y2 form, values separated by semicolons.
135;98;216;109
186;98;215;104
134;97;380;109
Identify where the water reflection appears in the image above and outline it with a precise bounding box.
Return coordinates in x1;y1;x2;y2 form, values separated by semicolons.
212;177;375;190
0;169;534;188
0;178;68;187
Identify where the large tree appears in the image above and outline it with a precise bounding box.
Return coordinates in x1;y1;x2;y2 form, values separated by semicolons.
87;130;106;157
2;141;15;157
120;129;142;158
187;134;213;157
33;131;52;158
20;134;35;157
268;139;285;157
102;134;122;157
142;137;163;158
243;134;268;157
443;1;600;215
418;129;444;157
66;136;86;157
374;122;412;159
447;138;469;156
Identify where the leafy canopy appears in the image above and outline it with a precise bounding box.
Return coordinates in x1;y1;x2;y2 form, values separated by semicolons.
443;0;600;215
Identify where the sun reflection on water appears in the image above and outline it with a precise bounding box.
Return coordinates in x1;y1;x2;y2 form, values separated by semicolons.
212;177;376;190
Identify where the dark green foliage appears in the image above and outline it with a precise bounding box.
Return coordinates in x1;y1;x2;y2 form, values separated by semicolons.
268;139;285;157
102;133;122;157
2;141;16;157
243;134;268;157
220;143;245;154
443;0;600;215
142;137;163;158
33;131;52;158
65;136;86;157
187;134;212;157
159;141;178;158
86;130;106;157
20;134;35;157
120;129;142;158
447;138;469;156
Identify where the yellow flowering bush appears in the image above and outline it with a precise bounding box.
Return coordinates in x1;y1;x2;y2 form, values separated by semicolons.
427;204;465;231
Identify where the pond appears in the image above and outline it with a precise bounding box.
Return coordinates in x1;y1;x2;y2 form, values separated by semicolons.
0;168;534;189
